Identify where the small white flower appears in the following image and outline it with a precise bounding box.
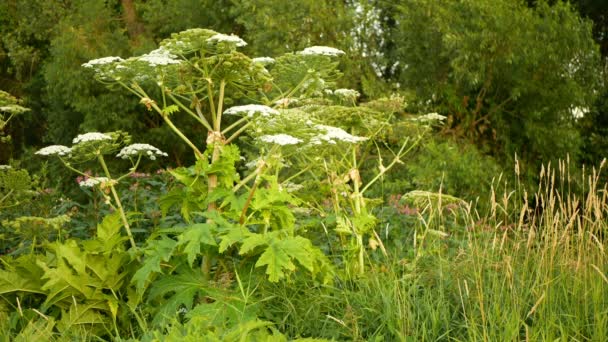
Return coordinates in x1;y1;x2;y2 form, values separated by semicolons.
0;165;12;170
35;145;72;156
82;56;124;68
252;57;275;65
137;48;181;66
207;33;247;47
72;132;113;144
334;88;360;99
280;182;304;193
300;46;345;57
259;134;302;145
412;113;447;123
117;143;168;160
273;98;299;107
311;125;367;145
224;104;279;117
571;107;588;120
79;177;111;188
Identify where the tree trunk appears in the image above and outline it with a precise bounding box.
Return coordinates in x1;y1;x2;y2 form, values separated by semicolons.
121;0;145;43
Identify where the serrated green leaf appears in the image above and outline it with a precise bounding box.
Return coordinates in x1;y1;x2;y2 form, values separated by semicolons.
219;226;252;253
56;301;107;333
255;240;295;282
176;223;217;266
147;265;207;327
278;236;314;273
163;104;180;116
96;212;122;243
238;233;267;255
54;240;87;276
132;237;177;292
0;269;44;295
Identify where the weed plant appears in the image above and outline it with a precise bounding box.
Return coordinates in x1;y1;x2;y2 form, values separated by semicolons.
255;160;608;341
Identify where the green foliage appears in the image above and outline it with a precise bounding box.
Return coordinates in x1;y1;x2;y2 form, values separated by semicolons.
405;138;502;202
391;0;603;169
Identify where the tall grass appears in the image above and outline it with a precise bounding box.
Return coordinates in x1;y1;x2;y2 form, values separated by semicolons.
260;160;608;341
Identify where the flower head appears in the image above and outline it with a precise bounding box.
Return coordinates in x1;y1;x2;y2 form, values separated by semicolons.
207;33;247;47
571;107;588;120
300;46;345;57
72;132;113;144
311;125;367;145
334;88;360;99
117;143;168;160
252;57;275;65
259;134;302;145
82;56;124;68
137;48;181;66
78;177;111;188
412;113;447;123
224;104;279;118
0;165;12;170
35;145;72;156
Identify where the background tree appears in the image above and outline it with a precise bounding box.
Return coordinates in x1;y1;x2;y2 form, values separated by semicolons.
389;0;602;170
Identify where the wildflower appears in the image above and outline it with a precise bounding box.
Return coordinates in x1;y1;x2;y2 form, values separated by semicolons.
571;107;588;120
300;46;345;57
117;143;168;160
311;125;367;145
137;48;181;66
35;145;72;156
78;177;111;188
334;88;360;99
0;165;11;170
412;113;447;122
72;132;113;144
273;98;298;107
252;57;275;65
82;56;124;68
207;33;247;47
224;104;279;117
259;134;302;145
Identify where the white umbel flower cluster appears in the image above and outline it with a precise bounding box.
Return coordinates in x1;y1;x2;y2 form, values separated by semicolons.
224;104;279;117
412;113;447;122
259;134;303;145
300;46;345;57
79;177;110;188
117;143;168;160
72;132;113;144
0;165;11;170
82;56;124;68
252;57;275;65
311;125;368;145
35;145;72;156
571;107;588;120
137;48;181;66
274;98;299;107
207;33;247;47
334;88;360;99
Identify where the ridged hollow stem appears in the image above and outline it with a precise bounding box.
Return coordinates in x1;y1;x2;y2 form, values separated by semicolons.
97;154;137;250
166;92;213;131
351;146;364;274
151;101;204;159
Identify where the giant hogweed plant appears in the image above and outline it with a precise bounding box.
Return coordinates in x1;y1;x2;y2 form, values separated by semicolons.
81;28;443;285
0;28;439;339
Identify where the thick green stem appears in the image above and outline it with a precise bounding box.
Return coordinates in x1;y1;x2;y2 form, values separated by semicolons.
98;154;137;249
150;102;203;159
221;116;249;136
167;92;213;131
360;134;421;195
225;121;253;144
215;80;226;131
